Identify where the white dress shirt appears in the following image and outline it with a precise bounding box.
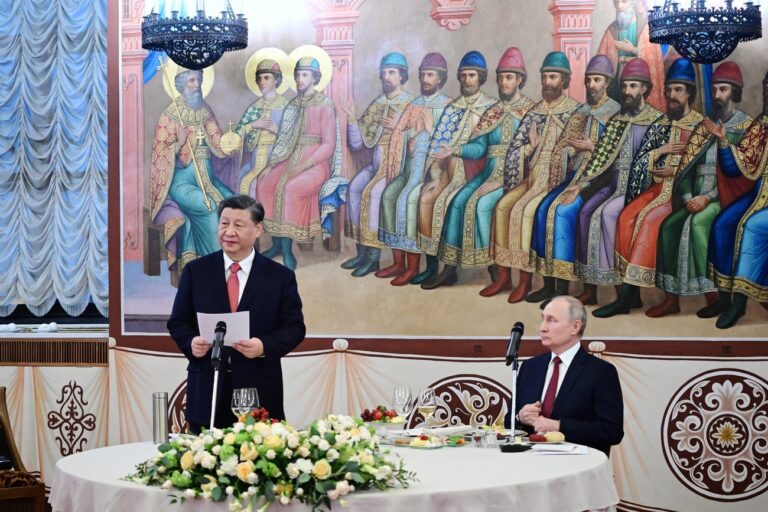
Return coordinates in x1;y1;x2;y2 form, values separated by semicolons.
223;248;255;305
539;342;581;402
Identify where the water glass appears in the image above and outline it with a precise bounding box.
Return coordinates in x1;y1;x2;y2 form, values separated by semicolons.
231;387;259;418
393;385;413;418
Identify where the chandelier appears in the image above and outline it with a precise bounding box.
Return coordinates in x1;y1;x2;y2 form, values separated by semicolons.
648;1;762;64
141;1;248;70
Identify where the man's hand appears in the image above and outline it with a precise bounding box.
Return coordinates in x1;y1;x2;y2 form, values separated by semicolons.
191;336;212;358
176;125;196;147
686;195;710;213
650;166;675;178
376;113;397;130
250;118;277;133
658;141;686;156
561;185;581;205
528;122;540;150
339;98;356;120
518;401;542;426
614;39;637;55
233;337;265;359
532;416;561;434
703;118;727;139
433;143;453;161
567;135;595;153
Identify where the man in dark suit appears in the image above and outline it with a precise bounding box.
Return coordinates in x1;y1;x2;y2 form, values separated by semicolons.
168;195;306;433
507;296;623;456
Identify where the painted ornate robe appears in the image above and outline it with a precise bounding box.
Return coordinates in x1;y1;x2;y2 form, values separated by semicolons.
235;94;288;197
151;100;236;285
417;91;496;255
257;91;345;242
655;110;752;295
492;95;579;271
378;93;451;252
616;109;705;287
709;114;768;302
439;95;533;268
529;96;620;279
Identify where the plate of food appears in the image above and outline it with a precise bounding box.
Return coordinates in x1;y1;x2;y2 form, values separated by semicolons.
528;432;565;444
445;435;467;447
407;435;444;449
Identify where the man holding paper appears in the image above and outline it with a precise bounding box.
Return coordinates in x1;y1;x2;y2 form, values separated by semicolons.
507;296;624;457
168;194;306;433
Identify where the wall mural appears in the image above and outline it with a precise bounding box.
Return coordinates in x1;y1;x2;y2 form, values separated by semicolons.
120;0;768;339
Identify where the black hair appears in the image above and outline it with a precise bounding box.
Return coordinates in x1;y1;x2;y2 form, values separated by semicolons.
218;195;264;224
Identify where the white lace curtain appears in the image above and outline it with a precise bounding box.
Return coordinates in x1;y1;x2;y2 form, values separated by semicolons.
0;0;108;317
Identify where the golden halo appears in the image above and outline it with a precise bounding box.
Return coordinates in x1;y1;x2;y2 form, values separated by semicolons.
287;44;333;92
160;59;215;99
244;47;293;96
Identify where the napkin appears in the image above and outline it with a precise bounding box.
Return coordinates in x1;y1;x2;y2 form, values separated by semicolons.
424;425;473;436
532;443;588;455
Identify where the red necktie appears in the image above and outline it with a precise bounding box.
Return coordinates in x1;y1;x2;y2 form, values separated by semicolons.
541;356;561;418
227;262;241;312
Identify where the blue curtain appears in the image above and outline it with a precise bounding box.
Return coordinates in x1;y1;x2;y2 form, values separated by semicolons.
0;0;108;317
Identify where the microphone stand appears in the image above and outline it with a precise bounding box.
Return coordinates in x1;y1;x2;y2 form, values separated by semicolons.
510;355;520;433
210;352;222;431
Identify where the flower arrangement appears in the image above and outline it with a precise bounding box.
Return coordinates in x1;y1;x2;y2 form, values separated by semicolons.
128;414;417;511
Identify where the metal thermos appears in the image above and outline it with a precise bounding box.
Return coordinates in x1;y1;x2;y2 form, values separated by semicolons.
152;392;169;444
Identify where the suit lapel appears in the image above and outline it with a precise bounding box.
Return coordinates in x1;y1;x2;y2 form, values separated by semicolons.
552;346;589;416
531;355;550;402
213;251;231;312
238;251;266;310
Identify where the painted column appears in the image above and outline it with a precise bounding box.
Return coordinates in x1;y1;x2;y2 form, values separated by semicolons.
121;0;147;262
549;0;596;103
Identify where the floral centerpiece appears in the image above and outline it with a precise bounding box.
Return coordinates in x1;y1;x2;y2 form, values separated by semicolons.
128;414;417;511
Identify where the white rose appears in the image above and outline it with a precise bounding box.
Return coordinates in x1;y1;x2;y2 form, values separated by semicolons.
202;491;212;501
225;486;234;496
228;500;242;512
220;455;239;476
298;446;310;458
266;449;276;460
162;480;172;489
286;464;299;479
202;435;214;445
190;439;204;452
283;448;293;458
212;428;224;440
157;466;166;474
233;423;245;433
184;489;196;499
296;488;304;497
247;472;258;484
318;440;330;451
326;449;339;462
327;489;340;500
310;435;320;445
344;472;352;480
247;486;257;496
245;424;254;433
252;435;263;445
336;480;351;496
212;445;221;455
280;496;290;505
296;458;313;474
375;465;392;480
287;435;299;449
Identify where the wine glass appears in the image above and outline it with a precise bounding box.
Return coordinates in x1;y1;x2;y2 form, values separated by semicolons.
417;387;437;426
231;387;259;419
393;385;413;418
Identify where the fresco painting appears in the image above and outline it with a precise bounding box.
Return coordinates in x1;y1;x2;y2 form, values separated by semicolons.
120;0;768;337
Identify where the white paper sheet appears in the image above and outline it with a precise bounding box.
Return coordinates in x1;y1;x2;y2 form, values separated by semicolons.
532;443;588;455
196;311;250;346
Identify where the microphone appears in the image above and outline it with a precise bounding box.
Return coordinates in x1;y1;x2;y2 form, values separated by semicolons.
505;322;524;366
211;321;227;367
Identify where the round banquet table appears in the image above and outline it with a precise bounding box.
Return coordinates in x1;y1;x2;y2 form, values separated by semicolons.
50;442;619;512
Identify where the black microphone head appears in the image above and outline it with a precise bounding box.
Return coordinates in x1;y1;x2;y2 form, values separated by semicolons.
511;321;524;336
215;321;227;334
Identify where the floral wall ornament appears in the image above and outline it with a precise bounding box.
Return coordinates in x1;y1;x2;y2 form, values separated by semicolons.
46;381;97;457
661;369;768;501
428;0;477;31
407;374;510;428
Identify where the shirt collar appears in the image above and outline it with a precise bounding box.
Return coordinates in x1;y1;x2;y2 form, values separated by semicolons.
223;248;255;276
551;341;581;368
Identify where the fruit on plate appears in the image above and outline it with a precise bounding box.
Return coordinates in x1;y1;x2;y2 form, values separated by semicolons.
543;431;565;442
529;433;548;442
410;435;441;447
361;405;405;423
447;436;465;446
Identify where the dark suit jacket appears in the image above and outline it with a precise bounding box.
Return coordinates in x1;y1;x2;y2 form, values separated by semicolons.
168;250;306;425
505;345;624;457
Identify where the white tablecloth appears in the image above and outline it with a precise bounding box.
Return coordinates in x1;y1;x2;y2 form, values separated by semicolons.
50;442;619;512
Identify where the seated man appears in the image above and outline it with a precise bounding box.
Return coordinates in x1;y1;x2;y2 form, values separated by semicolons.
506;296;624;457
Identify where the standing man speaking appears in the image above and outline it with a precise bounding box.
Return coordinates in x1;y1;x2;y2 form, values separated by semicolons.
168;195;306;433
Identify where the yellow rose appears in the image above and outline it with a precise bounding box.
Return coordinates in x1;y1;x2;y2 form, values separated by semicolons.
223;433;237;445
240;442;258;461
236;461;255;483
180;450;195;471
200;475;218;493
264;435;285;451
312;459;332;480
255;423;272;437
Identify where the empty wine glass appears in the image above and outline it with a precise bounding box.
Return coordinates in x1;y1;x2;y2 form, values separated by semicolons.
393;385;413;418
231;387;259;419
417;387;437;426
